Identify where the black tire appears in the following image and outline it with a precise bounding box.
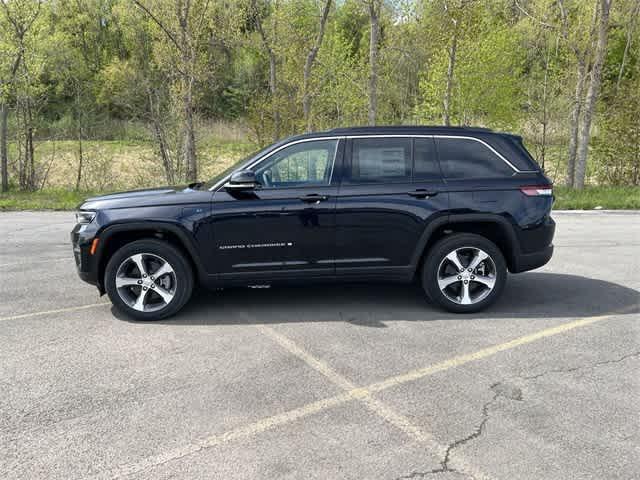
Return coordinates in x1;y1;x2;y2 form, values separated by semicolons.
104;239;194;321
422;233;507;313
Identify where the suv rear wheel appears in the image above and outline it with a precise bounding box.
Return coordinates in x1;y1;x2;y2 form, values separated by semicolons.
104;239;194;321
422;233;507;313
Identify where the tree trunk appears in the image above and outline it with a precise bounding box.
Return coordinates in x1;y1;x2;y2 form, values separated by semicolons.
574;0;611;189
302;0;332;132
615;0;639;92
177;0;197;183
1;103;8;192
367;0;380;126
75;127;83;191
566;59;587;187
75;87;84;191
253;0;280;141
183;76;197;182
21;98;36;192
443;19;458;127
268;53;280;140
147;87;174;184
25;123;35;192
2;51;24;192
539;36;555;171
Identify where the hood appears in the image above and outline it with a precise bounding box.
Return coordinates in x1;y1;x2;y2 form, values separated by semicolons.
79;184;212;210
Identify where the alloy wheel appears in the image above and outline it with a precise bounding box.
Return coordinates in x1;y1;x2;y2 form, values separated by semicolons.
115;253;177;312
437;247;496;305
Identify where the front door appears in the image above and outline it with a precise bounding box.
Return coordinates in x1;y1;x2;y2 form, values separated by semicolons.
211;138;342;282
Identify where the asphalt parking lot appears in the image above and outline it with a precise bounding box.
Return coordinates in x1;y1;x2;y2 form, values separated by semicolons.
1;211;638;480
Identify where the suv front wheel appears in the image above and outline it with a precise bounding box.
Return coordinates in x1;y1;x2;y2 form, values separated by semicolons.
422;233;507;313
104;239;194;321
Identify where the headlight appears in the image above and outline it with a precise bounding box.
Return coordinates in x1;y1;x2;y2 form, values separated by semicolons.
75;210;96;225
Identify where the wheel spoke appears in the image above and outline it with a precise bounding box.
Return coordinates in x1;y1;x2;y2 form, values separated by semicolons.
152;261;174;279
446;251;465;272
153;285;174;304
130;254;148;277
459;282;472;305
116;276;140;288
473;275;495;289
132;288;149;311
467;250;489;272
438;275;460;290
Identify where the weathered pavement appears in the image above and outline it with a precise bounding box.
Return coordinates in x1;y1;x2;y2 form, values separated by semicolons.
1;211;638;479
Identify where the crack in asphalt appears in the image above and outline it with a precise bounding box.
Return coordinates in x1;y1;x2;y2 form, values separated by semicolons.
394;385;506;480
394;350;640;480
520;351;640;381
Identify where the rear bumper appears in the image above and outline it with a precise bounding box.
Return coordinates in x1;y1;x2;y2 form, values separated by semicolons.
511;244;554;273
511;216;555;273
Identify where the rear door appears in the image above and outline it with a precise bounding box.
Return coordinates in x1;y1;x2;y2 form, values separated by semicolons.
333;136;448;280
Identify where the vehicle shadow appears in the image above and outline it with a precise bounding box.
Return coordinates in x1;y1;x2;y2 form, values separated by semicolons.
111;272;639;327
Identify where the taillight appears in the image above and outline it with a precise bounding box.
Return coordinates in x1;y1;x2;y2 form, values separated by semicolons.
520;185;553;196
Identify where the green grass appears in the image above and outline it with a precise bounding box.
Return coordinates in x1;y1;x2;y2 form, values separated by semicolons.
1;185;638;211
0;189;97;211
553;186;640;210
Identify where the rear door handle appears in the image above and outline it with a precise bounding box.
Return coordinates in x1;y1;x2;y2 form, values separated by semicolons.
407;189;438;199
299;194;328;204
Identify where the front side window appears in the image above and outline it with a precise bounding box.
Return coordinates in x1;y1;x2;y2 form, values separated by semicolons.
348;138;411;183
254;139;338;188
436;138;513;179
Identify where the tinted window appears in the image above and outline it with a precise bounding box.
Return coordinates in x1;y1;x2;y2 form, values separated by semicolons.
254;139;338;188
436;138;513;179
349;138;411;183
413;138;441;181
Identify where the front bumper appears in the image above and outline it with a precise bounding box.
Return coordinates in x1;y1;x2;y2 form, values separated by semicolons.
71;222;99;286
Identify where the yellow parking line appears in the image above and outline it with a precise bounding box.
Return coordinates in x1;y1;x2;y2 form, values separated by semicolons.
255;322;488;478
255;323;438;445
104;307;636;478
0;302;109;322
366;308;637;395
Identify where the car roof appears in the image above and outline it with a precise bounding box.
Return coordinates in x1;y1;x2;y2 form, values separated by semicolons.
273;126;533;172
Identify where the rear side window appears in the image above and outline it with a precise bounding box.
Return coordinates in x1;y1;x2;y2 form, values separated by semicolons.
413;138;441;181
348;138;411;183
436;138;513;179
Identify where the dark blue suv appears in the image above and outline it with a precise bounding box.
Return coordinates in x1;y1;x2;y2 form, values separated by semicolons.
71;126;555;320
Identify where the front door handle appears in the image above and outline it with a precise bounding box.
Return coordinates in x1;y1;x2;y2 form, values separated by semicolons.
407;189;438;199
299;194;328;204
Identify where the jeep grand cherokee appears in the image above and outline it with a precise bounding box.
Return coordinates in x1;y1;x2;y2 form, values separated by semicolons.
71;126;555;320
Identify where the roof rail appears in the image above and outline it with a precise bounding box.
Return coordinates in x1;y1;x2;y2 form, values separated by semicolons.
328;125;494;134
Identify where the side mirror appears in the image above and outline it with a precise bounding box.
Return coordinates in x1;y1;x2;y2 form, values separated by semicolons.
224;170;260;191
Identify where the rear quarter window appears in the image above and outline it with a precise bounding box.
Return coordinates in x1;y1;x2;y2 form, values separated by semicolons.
436;137;514;179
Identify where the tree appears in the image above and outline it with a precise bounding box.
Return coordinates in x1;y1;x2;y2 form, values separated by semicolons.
252;0;281;141
442;1;462;126
302;0;332;132
1;0;44;191
132;0;211;182
556;0;599;186
574;0;612;188
365;0;381;125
